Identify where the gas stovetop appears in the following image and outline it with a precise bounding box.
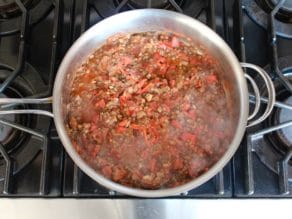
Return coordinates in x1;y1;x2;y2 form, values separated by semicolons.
0;0;291;198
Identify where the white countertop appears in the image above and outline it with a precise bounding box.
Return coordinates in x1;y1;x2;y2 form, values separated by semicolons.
1;198;291;219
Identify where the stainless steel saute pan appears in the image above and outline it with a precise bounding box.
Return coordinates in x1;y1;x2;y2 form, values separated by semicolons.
0;9;275;197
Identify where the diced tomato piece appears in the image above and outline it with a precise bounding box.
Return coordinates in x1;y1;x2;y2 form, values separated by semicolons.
169;147;179;157
181;132;196;144
159;64;169;75
159;116;168;124
159;41;172;49
178;52;189;61
141;150;149;159
90;124;97;132
158;43;167;50
138;82;154;94
149;159;157;172
92;114;99;123
206;74;217;84
194;79;203;88
182;102;191;111
111;149;121;160
162;104;171;113
169;79;176;88
185;110;196;119
188;161;198;177
90;145;100;157
215;131;225;139
69;117;78;129
73;142;84;154
112;168;127;181
101;166;112;178
131;46;141;56
167;65;176;72
80;72;96;83
95;99;106;108
171;37;180;47
119;94;130;106
100;128;109;141
136;78;147;90
190;57;199;65
171;120;183;129
120;56;132;66
149;123;159;137
132;171;143;180
154;53;166;64
118;120;129;127
173;159;183;170
130;124;143;130
142;129;151;147
116;126;126;133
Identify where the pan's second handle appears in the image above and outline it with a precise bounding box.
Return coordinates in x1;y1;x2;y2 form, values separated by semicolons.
0;97;54;118
240;63;276;127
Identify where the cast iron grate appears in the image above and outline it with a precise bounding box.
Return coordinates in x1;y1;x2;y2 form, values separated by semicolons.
233;0;292;197
0;0;62;196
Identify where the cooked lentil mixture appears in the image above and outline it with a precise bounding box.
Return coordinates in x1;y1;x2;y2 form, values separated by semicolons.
66;31;233;189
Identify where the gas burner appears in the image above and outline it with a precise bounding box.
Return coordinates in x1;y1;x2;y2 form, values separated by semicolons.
0;0;52;36
266;73;292;157
243;0;292;38
0;0;33;19
249;56;292;178
114;0;184;10
0;62;50;180
258;0;292;23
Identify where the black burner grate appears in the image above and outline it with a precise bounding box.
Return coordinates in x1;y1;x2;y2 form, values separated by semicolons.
233;0;292;197
1;0;291;198
0;0;62;196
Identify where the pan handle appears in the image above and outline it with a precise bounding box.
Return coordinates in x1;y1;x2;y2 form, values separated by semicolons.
0;97;54;118
240;63;276;127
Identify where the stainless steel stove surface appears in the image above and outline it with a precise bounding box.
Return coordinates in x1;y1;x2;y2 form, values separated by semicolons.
0;0;292;202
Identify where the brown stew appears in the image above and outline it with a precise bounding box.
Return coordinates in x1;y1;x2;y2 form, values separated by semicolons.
66;31;233;189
